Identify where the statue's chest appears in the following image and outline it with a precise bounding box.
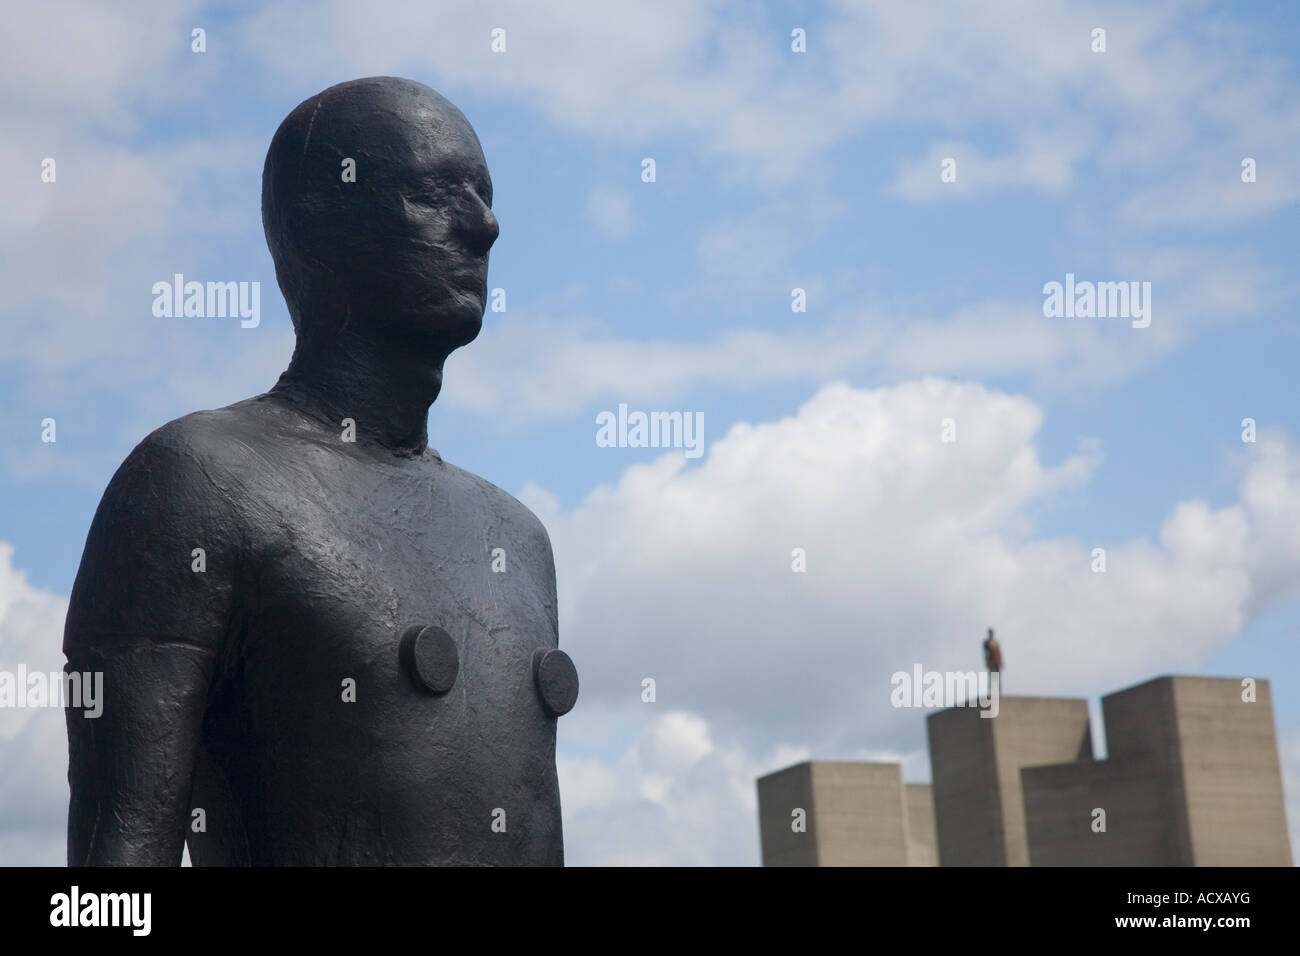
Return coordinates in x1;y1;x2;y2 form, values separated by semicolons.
238;461;556;707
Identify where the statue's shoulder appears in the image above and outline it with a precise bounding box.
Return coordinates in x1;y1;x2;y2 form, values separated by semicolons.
436;457;555;553
109;400;279;512
129;403;237;464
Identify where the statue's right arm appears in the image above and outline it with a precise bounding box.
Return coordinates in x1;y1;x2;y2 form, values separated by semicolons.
63;426;237;866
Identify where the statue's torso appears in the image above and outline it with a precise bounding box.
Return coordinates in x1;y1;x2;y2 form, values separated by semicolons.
186;402;563;865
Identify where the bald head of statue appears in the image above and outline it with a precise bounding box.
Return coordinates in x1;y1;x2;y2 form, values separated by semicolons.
262;77;499;367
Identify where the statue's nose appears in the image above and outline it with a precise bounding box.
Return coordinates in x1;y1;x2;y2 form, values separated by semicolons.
461;205;499;257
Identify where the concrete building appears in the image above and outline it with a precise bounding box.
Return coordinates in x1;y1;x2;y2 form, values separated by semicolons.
904;783;939;866
926;696;1093;866
757;675;1290;866
756;761;936;866
1023;676;1292;866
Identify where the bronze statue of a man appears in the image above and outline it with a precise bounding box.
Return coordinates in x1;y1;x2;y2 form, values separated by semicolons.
63;76;577;866
983;627;1002;676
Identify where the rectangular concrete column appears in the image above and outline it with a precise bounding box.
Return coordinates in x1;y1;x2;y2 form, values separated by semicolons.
1093;675;1194;864
756;762;818;866
1023;676;1291;866
756;761;911;866
927;696;1092;865
904;783;938;866
1164;676;1290;865
1023;757;1181;865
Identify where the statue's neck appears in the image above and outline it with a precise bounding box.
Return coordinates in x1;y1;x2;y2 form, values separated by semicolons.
269;332;445;458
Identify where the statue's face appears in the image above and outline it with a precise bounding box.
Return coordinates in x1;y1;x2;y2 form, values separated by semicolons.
264;78;500;357
378;101;499;352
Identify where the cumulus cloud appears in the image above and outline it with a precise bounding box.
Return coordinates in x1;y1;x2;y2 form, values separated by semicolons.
541;379;1300;750
559;709;814;866
0;2;295;487
0;542;70;865
533;379;1300;862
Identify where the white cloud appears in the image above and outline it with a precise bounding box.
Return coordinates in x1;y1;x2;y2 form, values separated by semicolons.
0;2;294;486
0;0;205;127
543;379;1300;756
544;379;1300;863
447;244;1268;419
886;132;1090;201
444;310;888;417
1282;725;1300;864
558;709;810;866
0;542;70;865
1119;173;1300;229
233;0;1300;224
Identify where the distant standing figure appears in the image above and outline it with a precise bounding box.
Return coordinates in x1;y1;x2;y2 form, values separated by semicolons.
983;628;1003;677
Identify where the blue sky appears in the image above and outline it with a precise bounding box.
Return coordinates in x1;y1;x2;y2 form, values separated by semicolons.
2;0;1298;865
